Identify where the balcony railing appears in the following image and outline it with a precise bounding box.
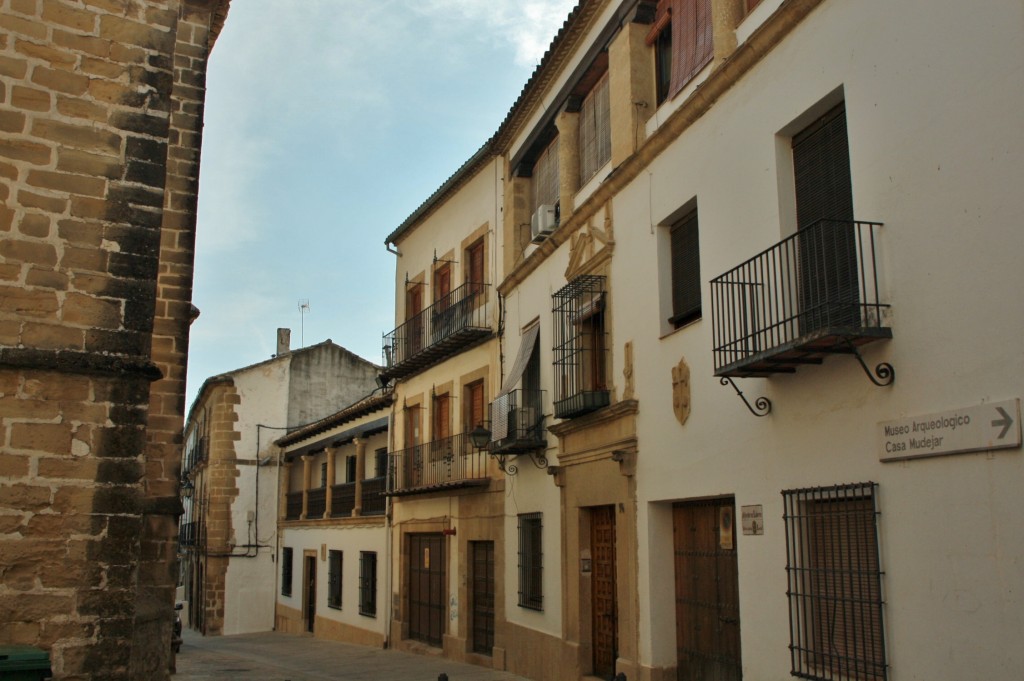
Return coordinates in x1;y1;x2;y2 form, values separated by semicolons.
362;476;387;515
179;521;197;547
285;491;302;520
711;220;890;377
182;436;208;475
489;389;547;454
386;433;490;496
330;481;355;517
307;488;327;518
381;282;492;382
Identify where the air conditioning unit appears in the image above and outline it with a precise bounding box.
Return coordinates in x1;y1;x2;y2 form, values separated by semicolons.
530;204;556;243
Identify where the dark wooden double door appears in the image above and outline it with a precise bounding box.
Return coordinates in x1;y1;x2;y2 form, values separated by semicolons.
408;534;445;647
674;499;742;681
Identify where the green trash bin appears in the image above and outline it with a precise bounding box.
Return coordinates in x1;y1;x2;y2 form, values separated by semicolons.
0;646;52;680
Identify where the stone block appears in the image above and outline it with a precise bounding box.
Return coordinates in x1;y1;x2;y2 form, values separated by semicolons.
0;55;28;79
41;1;98;32
0;109;26;133
0;285;60;316
99;15;173;51
0;453;30;478
16;39;77;68
0;483;53;512
18;190;65;212
56;96;110;124
24;268;70;291
62;292;123;328
52;29;111;59
10;422;74;453
31;119;122;155
18;213;51;238
0;15;47;40
27;170;108;197
31;66;90;96
1;139;51;165
0;239;58;267
60;244;108;272
58;219;105;247
80;55;125;79
11;85;51;111
56;148;121;179
0;394;62;419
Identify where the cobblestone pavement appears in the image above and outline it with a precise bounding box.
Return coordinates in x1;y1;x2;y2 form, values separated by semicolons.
173;628;533;681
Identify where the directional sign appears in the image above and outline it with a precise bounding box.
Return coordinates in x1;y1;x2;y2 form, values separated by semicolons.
878;398;1021;462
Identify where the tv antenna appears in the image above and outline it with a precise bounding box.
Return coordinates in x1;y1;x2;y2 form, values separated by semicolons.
298;299;310;347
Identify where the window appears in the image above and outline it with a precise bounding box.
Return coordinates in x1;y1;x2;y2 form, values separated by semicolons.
782;483;887;681
374;447;388;478
328;550;342;609
434;263;451;303
552;275;609;419
320;461;328;488
464;380;485;432
532;136;560;218
281;547;293;597
646;0;713;102
668;209;701;327
579;72;611;185
518;513;543;610
345;455;357;483
466;240;485;293
359;551;378;617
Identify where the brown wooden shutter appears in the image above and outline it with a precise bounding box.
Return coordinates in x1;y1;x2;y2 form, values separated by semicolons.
466;381;485;430
669;0;714;98
433;394;450;440
405;405;420;447
434;265;451;303
669;211;701;326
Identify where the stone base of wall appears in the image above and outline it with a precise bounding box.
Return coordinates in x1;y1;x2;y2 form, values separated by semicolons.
503;621;578;681
315;614;385;648
274;603;303;635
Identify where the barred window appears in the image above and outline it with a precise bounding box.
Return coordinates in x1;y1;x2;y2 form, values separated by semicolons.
552;275;609;419
518;512;543;610
281;547;293;597
359;551;378;617
783;482;887;681
579;71;611;185
328;550;342;609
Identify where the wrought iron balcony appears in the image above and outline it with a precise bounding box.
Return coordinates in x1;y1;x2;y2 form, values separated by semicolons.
330;482;355;517
361;476;386;516
386;433;490;496
380;282;492;383
488;389;547;454
710;220;890;378
306;487;327;518
285;491;302;520
179;521;197;548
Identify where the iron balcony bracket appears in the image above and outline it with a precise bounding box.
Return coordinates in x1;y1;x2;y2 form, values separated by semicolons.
495;451;548;476
838;337;895;387
721;377;772;417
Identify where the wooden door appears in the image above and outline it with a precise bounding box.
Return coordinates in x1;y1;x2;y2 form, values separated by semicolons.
470;540;495;655
304;554;317;634
591;505;618;678
406;285;424;356
673;499;742;681
408;533;445;647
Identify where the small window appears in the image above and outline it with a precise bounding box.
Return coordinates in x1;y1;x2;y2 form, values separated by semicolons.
552;275;609;419
320;461;328;488
328;550;342;609
345;455;357;483
464;379;485;432
579;72;611;185
466;240;485;293
646;0;713;102
518;512;543;610
374;448;388;478
668;210;701;328
359;551;378;617
281;547;294;597
783;483;887;681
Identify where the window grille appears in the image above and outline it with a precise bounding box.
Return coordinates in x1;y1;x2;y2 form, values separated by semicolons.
518;513;543;610
782;482;887;681
328;550;342;609
281;547;293;597
359;551;378;617
552;275;609;419
579;72;611;185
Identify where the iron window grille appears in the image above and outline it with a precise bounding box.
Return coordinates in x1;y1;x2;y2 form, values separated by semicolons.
359;551;378;617
782;482;887;681
518;512;543;610
552;275;610;419
281;547;293;597
328;550;342;609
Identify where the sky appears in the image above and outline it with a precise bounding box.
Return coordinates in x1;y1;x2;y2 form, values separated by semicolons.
186;0;578;408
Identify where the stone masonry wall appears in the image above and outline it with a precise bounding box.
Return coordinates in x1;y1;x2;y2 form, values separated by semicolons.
0;1;228;679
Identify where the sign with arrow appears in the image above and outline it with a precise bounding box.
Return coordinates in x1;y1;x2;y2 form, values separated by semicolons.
878;398;1021;462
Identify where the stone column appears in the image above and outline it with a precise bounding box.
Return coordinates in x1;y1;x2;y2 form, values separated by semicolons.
279;457;291;522
353;438;367;517
712;0;744;65
556;103;581;220
300;454;313;520
608;17;657;165
324;446;336;519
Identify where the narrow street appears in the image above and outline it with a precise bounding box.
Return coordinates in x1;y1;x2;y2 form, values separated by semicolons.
174;628;533;681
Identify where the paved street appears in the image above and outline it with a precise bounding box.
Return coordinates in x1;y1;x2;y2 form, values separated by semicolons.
174;628;532;681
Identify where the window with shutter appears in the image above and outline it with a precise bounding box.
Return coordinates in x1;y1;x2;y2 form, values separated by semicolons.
359;551;378;617
579;72;611;185
532;137;560;215
327;550;342;609
465;380;485;431
669;210;701;328
647;0;714;102
466;240;485;294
